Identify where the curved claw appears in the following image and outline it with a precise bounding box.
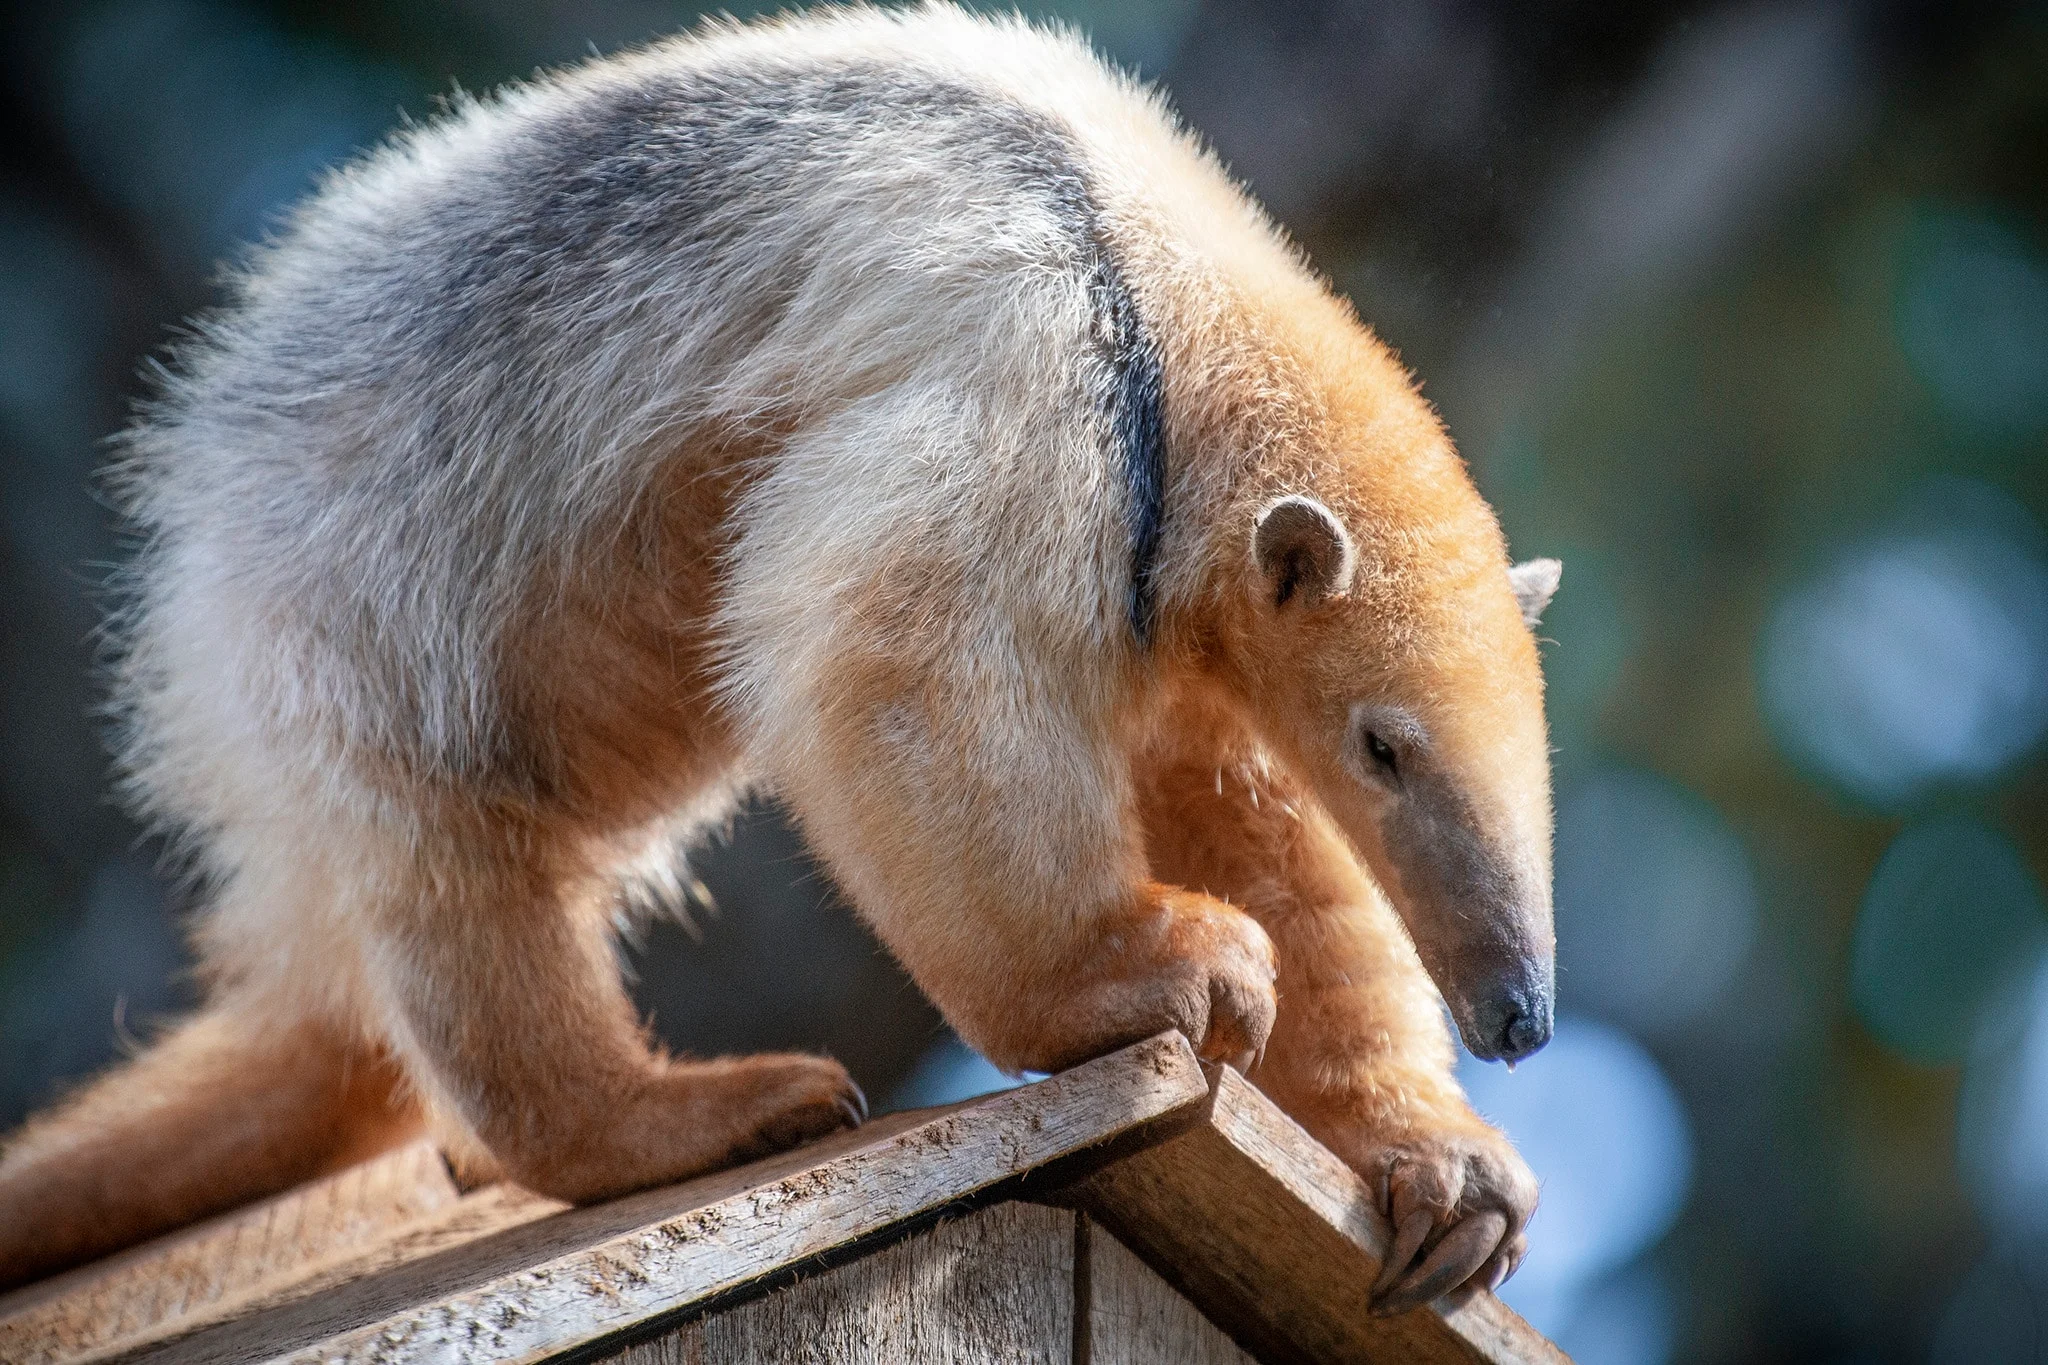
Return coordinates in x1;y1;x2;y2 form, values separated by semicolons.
1442;1230;1528;1313
1371;1208;1436;1299
1491;1231;1529;1289
1370;1209;1508;1317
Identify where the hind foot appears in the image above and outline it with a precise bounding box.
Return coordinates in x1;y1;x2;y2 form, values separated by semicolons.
496;1052;866;1204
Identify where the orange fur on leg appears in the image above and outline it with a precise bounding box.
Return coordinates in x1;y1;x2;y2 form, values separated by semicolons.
1133;686;1536;1311
769;633;1278;1079
0;1004;418;1289
966;880;1279;1076
351;804;861;1207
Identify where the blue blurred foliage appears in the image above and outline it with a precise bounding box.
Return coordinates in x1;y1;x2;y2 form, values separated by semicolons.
1462;1016;1695;1340
1852;818;2047;1063
1760;479;2048;806
1555;767;1760;1035
0;0;2043;1360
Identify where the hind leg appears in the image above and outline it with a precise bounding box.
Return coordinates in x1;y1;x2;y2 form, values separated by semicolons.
356;806;862;1206
0;1002;418;1289
1133;691;1535;1315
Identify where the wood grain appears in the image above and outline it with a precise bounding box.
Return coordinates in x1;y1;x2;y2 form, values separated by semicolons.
100;1185;568;1365
1084;1216;1253;1365
112;1031;1209;1365
0;1141;462;1365
16;1033;1568;1365
1061;1065;1572;1365
609;1203;1074;1364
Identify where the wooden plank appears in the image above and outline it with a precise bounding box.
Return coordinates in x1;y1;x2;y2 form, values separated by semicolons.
113;1032;1209;1365
92;1185;567;1365
1084;1216;1253;1365
610;1203;1074;1364
0;1141;465;1365
1060;1066;1571;1365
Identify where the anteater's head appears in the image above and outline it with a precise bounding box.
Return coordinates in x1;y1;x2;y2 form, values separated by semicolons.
1204;357;1560;1065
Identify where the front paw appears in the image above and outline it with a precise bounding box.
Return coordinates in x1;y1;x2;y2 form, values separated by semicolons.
1135;890;1279;1070
1339;1121;1537;1317
965;891;1278;1075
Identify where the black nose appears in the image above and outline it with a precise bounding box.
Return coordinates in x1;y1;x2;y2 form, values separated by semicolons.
1456;967;1556;1063
1499;1005;1552;1063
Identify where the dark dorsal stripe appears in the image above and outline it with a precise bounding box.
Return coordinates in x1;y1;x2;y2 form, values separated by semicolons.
467;64;1168;641
955;92;1165;647
1092;253;1168;646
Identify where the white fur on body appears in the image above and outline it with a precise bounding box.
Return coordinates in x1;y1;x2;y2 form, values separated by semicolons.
3;3;1555;1306
130;16;1145;999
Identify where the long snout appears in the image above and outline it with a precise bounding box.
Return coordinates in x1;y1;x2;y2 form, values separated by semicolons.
1372;806;1557;1065
1338;758;1558;1066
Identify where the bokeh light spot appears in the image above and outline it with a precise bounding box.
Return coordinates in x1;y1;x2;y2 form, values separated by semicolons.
1553;1259;1678;1365
0;205;111;449
1554;768;1758;1034
1851;817;2047;1065
1897;206;2048;437
1460;1016;1692;1335
884;1034;1036;1110
1958;961;2048;1242
1759;480;2048;806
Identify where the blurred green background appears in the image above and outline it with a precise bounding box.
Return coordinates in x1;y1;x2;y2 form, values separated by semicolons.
0;0;2044;1359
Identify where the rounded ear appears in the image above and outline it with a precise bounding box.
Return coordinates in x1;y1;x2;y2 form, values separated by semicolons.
1508;557;1562;627
1252;495;1356;608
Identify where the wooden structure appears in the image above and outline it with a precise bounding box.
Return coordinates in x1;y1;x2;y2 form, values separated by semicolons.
0;1033;1568;1364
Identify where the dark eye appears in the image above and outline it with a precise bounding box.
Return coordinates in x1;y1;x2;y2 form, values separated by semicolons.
1364;730;1399;778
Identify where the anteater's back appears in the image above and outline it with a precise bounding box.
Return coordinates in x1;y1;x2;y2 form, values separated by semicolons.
111;5;1283;846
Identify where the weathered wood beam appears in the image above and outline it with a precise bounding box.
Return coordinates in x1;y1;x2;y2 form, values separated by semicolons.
0;1141;472;1365
1083;1214;1255;1365
1056;1064;1570;1365
107;1031;1210;1365
607;1203;1079;1365
8;1032;1568;1365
